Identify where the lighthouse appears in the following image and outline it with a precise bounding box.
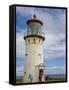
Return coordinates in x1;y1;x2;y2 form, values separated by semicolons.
24;15;45;83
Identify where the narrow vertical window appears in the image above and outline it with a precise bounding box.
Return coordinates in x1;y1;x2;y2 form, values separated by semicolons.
38;54;41;56
25;54;28;56
39;39;40;43
28;39;30;43
33;39;35;44
38;54;41;60
24;72;26;75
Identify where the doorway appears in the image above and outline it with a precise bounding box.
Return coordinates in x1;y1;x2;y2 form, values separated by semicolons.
39;69;43;82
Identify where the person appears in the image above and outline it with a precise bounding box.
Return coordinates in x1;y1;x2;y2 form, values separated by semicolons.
28;74;32;82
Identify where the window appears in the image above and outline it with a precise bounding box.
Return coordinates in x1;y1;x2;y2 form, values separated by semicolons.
28;39;30;43
24;72;26;75
38;54;41;56
38;54;41;60
25;54;28;56
39;39;40;43
33;39;35;44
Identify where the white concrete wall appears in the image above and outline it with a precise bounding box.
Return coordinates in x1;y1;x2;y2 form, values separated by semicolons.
24;37;44;83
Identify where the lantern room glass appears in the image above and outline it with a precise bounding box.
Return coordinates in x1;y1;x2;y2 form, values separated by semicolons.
27;22;42;35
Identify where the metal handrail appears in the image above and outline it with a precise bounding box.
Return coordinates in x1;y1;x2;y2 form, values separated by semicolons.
24;32;45;37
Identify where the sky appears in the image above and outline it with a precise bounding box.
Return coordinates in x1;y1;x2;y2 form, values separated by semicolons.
16;6;66;77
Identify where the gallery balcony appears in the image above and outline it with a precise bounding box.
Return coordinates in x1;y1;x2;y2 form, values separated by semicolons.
24;32;45;41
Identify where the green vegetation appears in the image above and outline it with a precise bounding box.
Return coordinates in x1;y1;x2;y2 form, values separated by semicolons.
16;78;23;84
16;75;66;84
45;77;66;83
45;75;66;83
16;77;23;84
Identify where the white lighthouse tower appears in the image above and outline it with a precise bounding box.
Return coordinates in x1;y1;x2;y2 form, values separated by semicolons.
24;15;45;83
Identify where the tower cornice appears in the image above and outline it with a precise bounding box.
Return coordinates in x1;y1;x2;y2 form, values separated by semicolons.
24;34;45;41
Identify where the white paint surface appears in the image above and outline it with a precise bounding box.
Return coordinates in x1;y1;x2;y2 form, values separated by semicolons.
24;37;44;82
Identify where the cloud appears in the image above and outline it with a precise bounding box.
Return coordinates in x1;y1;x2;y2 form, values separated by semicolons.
45;66;66;75
16;7;32;15
34;9;66;59
43;33;66;59
16;67;24;77
16;28;26;58
16;30;25;77
16;67;24;72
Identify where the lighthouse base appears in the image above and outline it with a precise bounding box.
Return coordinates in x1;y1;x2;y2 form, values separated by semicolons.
23;63;45;83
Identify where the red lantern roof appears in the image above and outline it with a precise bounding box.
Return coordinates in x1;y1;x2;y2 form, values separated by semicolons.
27;14;43;25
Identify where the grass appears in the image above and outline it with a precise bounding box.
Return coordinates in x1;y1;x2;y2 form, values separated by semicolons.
45;78;66;83
16;78;23;84
16;77;66;84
